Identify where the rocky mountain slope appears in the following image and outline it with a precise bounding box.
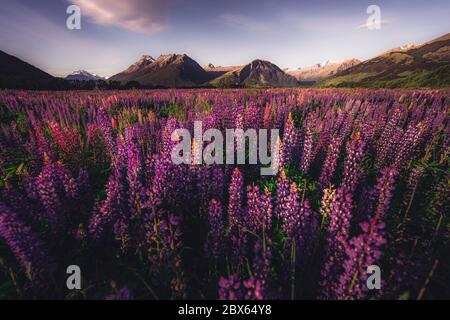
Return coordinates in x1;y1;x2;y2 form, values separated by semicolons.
210;59;298;88
109;54;210;87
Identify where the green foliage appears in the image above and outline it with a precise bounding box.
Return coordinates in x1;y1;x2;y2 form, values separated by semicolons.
260;165;321;210
0;163;25;189
157;104;181;118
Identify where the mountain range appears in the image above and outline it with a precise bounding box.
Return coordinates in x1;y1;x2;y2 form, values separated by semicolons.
286;59;361;82
0;33;449;89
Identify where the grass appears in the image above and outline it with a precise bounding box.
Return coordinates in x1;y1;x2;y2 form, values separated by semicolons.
320;66;450;89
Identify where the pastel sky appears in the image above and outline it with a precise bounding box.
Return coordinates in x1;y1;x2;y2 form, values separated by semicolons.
0;0;449;78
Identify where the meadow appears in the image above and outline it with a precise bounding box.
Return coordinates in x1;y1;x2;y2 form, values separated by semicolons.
0;88;448;299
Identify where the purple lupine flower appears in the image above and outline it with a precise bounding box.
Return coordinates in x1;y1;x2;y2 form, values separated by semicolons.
162;117;179;158
227;168;247;267
252;234;272;281
327;187;353;246
280;113;299;167
279;183;318;288
275;169;290;221
1;187;40;225
112;135;128;178
373;166;399;220
299;121;314;174
243;276;265;300
218;273;243;300
354;184;378;222
23;174;39;201
245;185;265;233
126;139;144;219
379;108;402;148
86;123;102;149
151;154;172;206
272;135;282;175
355;165;398;223
342;132;366;193
263;102;273;128
359;121;377;150
245;105;262;129
319;135;342;191
89;173;126;241
227;168;243;232
0;202;54;289
194;165;210;206
294;199;318;258
35;158;63;233
32;121;53;159
332;111;347;135
375;108;402;168
99;136;131;250
210;165;225;202
338;111;354;143
260;186;273;231
337;218;386;299
319;186;353;299
206;199;225;259
88;175;120;239
378;126;404;169
279;182;301;238
218;273;265;300
393;122;427;168
97;106;116;157
312;125;331;165
56;161;79;199
48;120;80;160
276;172;317;254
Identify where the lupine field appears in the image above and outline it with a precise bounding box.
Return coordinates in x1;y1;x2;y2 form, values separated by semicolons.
0;88;448;300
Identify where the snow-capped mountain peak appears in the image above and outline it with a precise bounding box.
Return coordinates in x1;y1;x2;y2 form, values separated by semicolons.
65;70;104;81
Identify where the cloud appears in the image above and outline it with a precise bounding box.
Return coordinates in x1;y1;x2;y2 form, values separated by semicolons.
357;19;396;30
218;13;269;32
70;0;171;34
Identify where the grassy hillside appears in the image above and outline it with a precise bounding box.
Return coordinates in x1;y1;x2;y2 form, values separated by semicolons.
321;65;450;88
321;33;450;88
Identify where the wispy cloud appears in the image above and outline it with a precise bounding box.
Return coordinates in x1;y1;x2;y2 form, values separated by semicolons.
218;13;269;32
70;0;172;34
357;19;396;30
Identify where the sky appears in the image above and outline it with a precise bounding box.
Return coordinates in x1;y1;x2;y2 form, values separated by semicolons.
0;0;449;78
